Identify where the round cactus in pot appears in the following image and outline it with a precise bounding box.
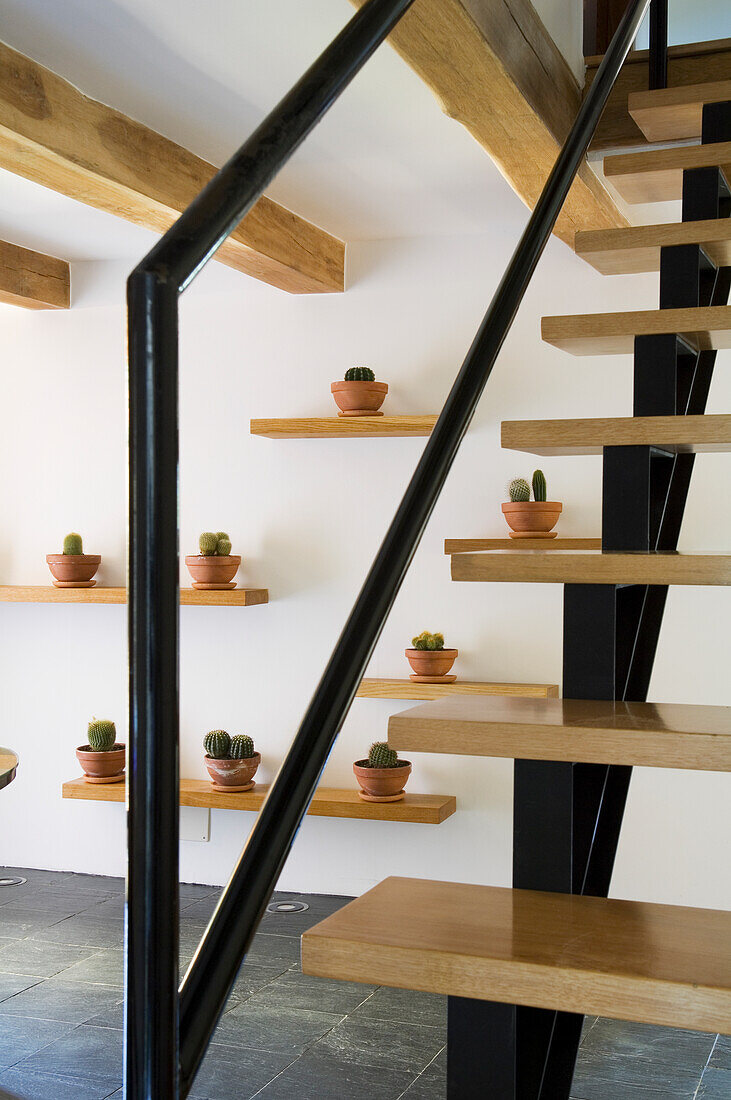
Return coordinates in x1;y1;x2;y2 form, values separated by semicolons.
185;531;241;590
47;532;101;588
331;366;388;417
405;631;458;683
76;719;126;784
203;729;260;792
353;742;412;803
502;469;562;539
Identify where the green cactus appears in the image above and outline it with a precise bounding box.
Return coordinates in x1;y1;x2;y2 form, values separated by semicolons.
199;532;218;556
344;366;376;382
215;532;229;542
216;538;232;557
412;631;445;651
204;729;231;759
367;742;400;768
63;532;83;555
230;734;255;759
508;478;530;503
532;469;547;502
87;719;116;752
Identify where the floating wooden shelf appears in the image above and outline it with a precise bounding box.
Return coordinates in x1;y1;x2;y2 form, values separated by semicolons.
542;305;731;355
62;777;455;825
444;538;601;553
357;678;558;700
501;414;731;455
603;141;731;204
628;80;731;142
302;877;731;1033
388;696;731;772
250;417;437;438
0;586;268;607
451;551;731;587
574;219;731;276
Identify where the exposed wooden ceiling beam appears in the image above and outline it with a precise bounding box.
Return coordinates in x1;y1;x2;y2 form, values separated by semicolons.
587;38;731;152
350;0;627;247
0;239;69;309
0;41;344;294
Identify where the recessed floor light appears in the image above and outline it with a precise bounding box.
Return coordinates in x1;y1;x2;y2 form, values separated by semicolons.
266;900;309;915
0;877;27;887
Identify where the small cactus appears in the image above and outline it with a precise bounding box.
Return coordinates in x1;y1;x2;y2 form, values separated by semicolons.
87;719;116;752
63;532;83;555
344;366;376;382
508;478;530;503
216;537;232;557
230;734;255;759
204;729;231;759
215;532;229;542
367;742;400;768
532;469;547;502
411;631;445;651
199;532;218;556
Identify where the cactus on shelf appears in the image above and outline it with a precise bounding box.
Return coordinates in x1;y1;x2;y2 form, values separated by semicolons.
367;742;401;768
508;478;530;503
204;729;231;759
87;719;116;752
63;532;83;555
411;631;445;651
344;366;376;382
199;532;218;556
216;537;232;557
532;469;547;502
229;734;255;759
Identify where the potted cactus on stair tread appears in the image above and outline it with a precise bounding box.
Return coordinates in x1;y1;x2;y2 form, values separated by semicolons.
405;631;458;683
203;729;261;792
47;532;101;588
502;469;562;539
185;532;241;590
354;742;412;803
77;719;125;784
331;366;388;417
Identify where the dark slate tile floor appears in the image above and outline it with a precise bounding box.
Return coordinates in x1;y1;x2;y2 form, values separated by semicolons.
0;867;723;1099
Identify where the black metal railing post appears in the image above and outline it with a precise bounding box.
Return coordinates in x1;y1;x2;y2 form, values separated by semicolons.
649;0;668;89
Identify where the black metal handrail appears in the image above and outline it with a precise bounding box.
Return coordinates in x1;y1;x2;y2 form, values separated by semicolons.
127;0;650;1095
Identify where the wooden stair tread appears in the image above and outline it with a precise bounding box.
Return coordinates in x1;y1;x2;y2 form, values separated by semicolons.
357;678;558;700
250;417;437;438
451;551;731;586
574;218;731;275
388;696;731;771
62;778;456;825
501;414;731;455
444;538;601;553
302;877;731;1032
541;304;731;355
603;141;731;203
628;80;731;142
0;585;269;606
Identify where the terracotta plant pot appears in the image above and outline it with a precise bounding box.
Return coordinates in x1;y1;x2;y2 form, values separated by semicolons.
353;760;412;803
205;752;261;793
405;647;458;683
76;744;126;784
185;555;241;590
46;554;101;588
331;380;388;417
501;501;562;539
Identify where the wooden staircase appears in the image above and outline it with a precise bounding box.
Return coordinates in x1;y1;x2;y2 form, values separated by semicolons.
303;70;731;1099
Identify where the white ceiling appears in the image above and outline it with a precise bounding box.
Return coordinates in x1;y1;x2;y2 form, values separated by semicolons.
0;0;530;262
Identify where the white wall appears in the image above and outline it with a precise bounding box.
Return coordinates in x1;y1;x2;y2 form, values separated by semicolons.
0;224;729;909
635;0;731;49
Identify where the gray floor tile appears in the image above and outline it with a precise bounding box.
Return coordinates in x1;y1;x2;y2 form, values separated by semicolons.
188;1043;294;1100
0;974;42;1004
0;979;122;1023
180;895;220;921
215;1001;343;1054
697;1067;731;1099
0;889;94;918
709;1034;731;1071
582;1018;716;1068
0;1017;76;1070
0;939;97;979
31;916;124;949
247;971;376;1015
18;1024;122;1084
571;1048;702;1099
84;1001;125;1031
398;1060;446;1099
0;1065;117;1099
79;898;126;920
351;986;447;1029
245;932;302;970
0;911;65;938
253;1046;416;1100
59;950;124;989
231;961;289;999
315;1015;446;1076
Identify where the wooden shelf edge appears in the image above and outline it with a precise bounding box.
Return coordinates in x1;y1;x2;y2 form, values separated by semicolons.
61;777;456;825
357;678;559;700
0;586;268;606
444;538;601;554
250;416;437;439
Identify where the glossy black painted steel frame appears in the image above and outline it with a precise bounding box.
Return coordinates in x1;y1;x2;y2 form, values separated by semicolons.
127;0;651;1095
648;0;668;89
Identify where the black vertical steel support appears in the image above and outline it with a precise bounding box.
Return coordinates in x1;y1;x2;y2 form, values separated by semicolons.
648;0;668;90
126;272;181;1100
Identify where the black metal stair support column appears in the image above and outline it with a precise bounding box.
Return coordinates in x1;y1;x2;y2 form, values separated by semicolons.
648;0;668;90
